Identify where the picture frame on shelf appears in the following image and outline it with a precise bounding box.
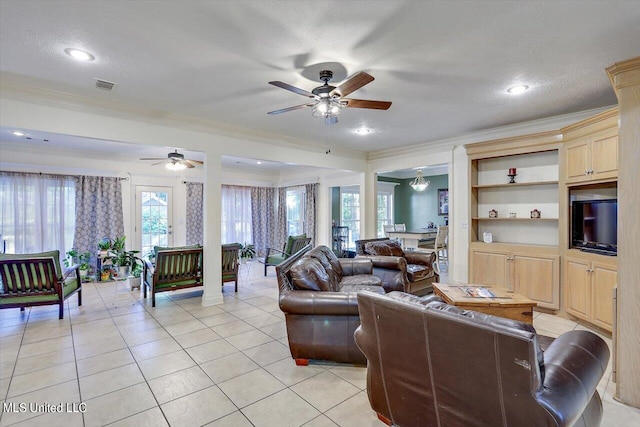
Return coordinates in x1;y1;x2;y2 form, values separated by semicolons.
438;189;449;216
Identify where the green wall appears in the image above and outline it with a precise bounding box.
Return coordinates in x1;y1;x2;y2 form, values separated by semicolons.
380;174;448;230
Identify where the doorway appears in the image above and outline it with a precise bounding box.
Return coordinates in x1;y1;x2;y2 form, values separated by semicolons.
136;186;173;257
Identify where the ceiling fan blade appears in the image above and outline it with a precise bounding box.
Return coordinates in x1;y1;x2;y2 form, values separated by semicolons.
268;81;315;98
331;72;374;97
343;99;392;110
139;157;166;161
150;160;167;166
183;161;196;169
186;159;204;165
267;104;314;115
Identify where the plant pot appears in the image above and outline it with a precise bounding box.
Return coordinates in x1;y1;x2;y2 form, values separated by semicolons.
128;276;141;290
118;266;130;278
80;269;88;279
100;272;110;281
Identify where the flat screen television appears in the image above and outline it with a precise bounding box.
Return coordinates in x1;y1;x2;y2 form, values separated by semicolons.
571;199;617;255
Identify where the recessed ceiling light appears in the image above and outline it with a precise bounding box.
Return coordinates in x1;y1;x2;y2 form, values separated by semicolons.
507;85;529;95
355;127;371;135
64;48;95;62
12;131;25;136
256;161;262;165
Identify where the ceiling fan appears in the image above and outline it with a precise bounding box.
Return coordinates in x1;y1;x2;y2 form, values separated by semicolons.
139;150;203;171
267;70;392;125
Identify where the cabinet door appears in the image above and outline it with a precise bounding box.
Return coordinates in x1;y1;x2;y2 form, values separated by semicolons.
591;133;618;180
512;254;559;309
565;257;591;320
565;138;590;183
471;250;509;288
592;262;617;331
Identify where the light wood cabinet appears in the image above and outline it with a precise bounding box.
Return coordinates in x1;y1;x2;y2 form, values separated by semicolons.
564;253;617;331
470;244;559;309
563;110;618;184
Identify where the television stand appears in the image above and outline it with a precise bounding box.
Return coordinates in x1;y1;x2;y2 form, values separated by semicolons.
579;247;617;256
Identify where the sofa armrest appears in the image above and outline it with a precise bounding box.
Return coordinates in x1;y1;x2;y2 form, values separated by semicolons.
404;251;436;267
537;330;610;424
279;290;360;316
338;258;373;276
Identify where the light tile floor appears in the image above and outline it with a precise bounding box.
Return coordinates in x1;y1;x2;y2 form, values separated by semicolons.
1;262;639;426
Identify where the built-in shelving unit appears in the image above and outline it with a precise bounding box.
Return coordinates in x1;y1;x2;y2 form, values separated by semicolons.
465;131;562;310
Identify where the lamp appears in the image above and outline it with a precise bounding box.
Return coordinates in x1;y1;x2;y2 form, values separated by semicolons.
410;170;430;192
166;160;186;171
312;98;343;125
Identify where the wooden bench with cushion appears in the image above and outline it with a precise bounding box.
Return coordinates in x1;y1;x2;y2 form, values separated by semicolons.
143;245;203;307
0;250;82;319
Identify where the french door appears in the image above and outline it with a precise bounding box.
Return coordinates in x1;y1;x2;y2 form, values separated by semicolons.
136;186;173;257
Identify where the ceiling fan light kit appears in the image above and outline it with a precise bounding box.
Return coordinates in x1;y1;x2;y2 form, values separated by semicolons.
139;149;203;171
410;170;430;192
267;70;391;125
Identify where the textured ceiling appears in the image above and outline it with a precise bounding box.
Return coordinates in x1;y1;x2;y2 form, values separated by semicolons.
1;0;639;155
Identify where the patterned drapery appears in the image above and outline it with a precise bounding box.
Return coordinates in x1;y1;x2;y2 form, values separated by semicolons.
186;182;204;245
250;187;276;257
276;187;288;250
304;183;318;246
74;176;124;259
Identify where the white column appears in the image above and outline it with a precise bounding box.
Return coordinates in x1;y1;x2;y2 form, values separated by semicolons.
360;171;378;239
201;152;223;306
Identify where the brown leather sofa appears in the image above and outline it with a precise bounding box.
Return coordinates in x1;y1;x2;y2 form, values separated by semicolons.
355;291;610;427
276;245;385;365
355;238;439;295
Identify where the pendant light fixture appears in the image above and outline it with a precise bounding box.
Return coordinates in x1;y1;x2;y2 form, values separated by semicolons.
410;170;430;192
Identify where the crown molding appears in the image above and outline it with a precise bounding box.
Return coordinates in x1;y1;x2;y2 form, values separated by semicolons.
367;106;615;161
607;57;640;96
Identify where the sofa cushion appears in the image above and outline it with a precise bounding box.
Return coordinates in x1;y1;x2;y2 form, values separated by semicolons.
339;274;382;288
406;264;431;282
364;240;404;257
290;257;331;291
340;283;385;294
305;246;343;289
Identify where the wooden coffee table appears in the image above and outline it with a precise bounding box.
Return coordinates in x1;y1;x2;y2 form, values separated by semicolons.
432;283;537;324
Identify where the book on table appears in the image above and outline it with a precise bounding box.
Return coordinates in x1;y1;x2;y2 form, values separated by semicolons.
461;286;495;298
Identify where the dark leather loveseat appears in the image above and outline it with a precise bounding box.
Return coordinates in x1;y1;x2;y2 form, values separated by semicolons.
355;291;610;427
355;238;439;295
276;245;385;365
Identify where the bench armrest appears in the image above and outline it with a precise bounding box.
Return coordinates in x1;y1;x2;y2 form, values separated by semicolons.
63;264;79;280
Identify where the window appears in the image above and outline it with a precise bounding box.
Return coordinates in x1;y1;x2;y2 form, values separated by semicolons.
340;187;360;248
286;187;305;235
377;191;394;237
221;186;252;244
0;172;75;255
376;182;397;237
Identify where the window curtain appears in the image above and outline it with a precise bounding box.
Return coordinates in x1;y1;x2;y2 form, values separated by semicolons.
0;171;75;256
221;185;252;245
186;182;204;245
74;176;124;259
276;186;288;250
250;187;276;257
304;183;318;246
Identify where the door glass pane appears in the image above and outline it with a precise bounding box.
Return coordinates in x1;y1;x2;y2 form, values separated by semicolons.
140;190;170;257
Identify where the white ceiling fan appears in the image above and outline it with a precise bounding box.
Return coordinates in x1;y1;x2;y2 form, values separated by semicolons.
139;149;203;171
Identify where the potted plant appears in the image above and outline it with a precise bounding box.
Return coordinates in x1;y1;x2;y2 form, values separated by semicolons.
239;243;256;264
97;237;112;256
100;265;111;281
128;259;143;290
114;249;141;278
64;249;92;281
